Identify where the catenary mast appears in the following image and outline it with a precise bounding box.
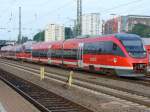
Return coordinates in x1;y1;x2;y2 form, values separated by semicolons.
77;0;82;36
18;7;22;44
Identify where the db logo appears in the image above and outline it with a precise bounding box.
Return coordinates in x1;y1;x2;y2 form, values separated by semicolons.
114;58;117;63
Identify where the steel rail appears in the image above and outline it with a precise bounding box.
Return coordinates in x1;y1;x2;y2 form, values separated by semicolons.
1;58;150;87
0;69;92;112
0;60;150;108
1;60;150;98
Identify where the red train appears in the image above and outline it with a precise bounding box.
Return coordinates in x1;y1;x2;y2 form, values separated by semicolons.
1;33;149;77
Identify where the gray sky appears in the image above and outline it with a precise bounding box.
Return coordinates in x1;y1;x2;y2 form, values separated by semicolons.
0;0;149;40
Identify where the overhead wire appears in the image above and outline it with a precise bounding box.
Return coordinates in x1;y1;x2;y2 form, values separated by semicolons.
1;0;149;40
24;0;74;26
100;0;145;13
118;0;148;16
0;0;17;20
23;0;75;39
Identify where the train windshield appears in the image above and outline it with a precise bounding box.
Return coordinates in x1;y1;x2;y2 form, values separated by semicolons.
121;39;146;58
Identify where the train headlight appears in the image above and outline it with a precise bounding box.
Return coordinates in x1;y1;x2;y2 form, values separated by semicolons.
128;52;133;57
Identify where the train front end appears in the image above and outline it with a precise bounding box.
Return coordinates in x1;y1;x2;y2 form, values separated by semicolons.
115;34;148;77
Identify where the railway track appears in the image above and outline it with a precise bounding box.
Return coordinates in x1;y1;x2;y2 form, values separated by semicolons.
138;77;150;85
1;58;150;87
0;59;150;109
1;58;150;95
0;69;92;112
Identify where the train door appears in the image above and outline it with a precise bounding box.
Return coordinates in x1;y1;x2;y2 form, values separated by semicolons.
30;46;33;61
47;45;52;64
77;43;84;68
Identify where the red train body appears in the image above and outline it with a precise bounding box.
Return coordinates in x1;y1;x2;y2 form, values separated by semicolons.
1;34;149;77
145;45;150;64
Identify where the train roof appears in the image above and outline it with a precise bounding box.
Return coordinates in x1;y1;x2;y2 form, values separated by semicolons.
32;40;64;50
142;38;150;45
22;41;36;50
3;33;142;51
115;33;141;40
62;33;142;49
1;45;12;51
65;33;141;42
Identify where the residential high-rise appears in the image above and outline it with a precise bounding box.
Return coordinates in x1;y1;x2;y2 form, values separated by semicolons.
45;24;65;42
104;15;150;34
82;13;101;36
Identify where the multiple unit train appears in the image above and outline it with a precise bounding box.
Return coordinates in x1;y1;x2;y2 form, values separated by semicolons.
1;33;149;77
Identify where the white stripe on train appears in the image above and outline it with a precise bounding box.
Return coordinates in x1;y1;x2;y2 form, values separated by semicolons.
50;59;133;70
83;63;133;70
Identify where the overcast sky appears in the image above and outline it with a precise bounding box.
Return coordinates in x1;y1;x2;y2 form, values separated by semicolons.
0;0;149;40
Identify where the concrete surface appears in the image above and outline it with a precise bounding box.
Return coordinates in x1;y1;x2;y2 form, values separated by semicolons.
0;80;41;112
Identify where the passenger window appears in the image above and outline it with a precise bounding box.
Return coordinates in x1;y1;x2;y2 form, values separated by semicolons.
84;42;99;54
103;41;113;54
98;48;102;53
83;41;125;57
113;43;117;51
112;43;125;57
47;50;51;57
63;49;77;60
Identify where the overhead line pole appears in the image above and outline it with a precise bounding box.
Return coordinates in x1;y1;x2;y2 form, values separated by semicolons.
77;0;82;36
18;6;22;44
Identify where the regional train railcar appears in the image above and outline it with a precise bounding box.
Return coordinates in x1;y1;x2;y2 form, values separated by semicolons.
62;39;82;68
115;34;148;77
0;45;11;57
32;42;43;62
49;41;64;65
18;41;36;60
15;44;25;59
32;42;54;63
38;42;52;63
1;33;148;77
145;45;150;64
62;34;148;77
31;41;57;63
7;45;17;59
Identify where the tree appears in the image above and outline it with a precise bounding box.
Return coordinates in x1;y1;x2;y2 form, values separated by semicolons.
21;36;28;43
33;30;45;42
65;27;73;39
130;23;150;37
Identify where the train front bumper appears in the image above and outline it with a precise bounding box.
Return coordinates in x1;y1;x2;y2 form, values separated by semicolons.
115;68;146;77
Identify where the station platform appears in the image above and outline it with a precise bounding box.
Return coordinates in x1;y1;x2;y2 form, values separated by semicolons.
0;80;40;112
